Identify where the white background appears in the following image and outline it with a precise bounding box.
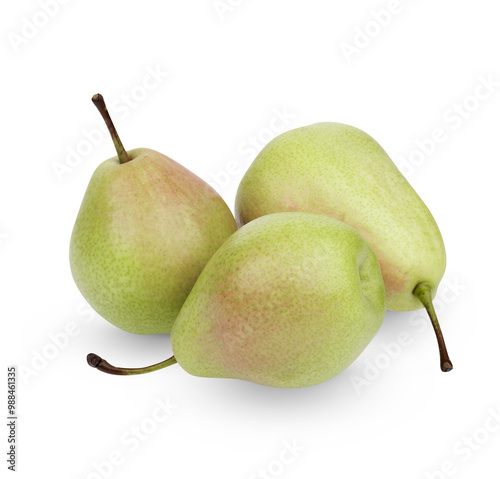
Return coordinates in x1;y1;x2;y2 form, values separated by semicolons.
1;1;499;478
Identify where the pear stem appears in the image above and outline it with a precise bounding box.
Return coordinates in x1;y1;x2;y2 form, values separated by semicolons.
87;353;177;376
92;93;131;164
413;282;453;372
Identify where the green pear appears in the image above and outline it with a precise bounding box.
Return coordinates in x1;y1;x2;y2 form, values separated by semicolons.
87;212;386;388
70;94;237;334
235;122;452;371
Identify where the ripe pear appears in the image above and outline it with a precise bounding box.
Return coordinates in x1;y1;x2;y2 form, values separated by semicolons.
87;212;386;388
235;122;452;371
70;94;237;334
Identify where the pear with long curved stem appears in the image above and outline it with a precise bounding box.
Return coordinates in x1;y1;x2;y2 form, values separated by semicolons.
70;94;237;334
87;212;387;388
235;122;453;372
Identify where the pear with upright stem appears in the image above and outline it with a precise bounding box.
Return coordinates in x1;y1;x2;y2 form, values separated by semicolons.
70;94;237;334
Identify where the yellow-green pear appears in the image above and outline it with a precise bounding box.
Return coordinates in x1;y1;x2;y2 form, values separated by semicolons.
87;212;386;388
235;122;452;371
70;94;237;334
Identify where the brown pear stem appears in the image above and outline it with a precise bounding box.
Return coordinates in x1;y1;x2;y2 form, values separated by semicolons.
413;282;453;372
92;93;131;164
87;353;177;376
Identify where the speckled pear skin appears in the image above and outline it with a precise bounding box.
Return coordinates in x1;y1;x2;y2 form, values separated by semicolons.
171;212;386;388
235;123;446;312
70;148;237;334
